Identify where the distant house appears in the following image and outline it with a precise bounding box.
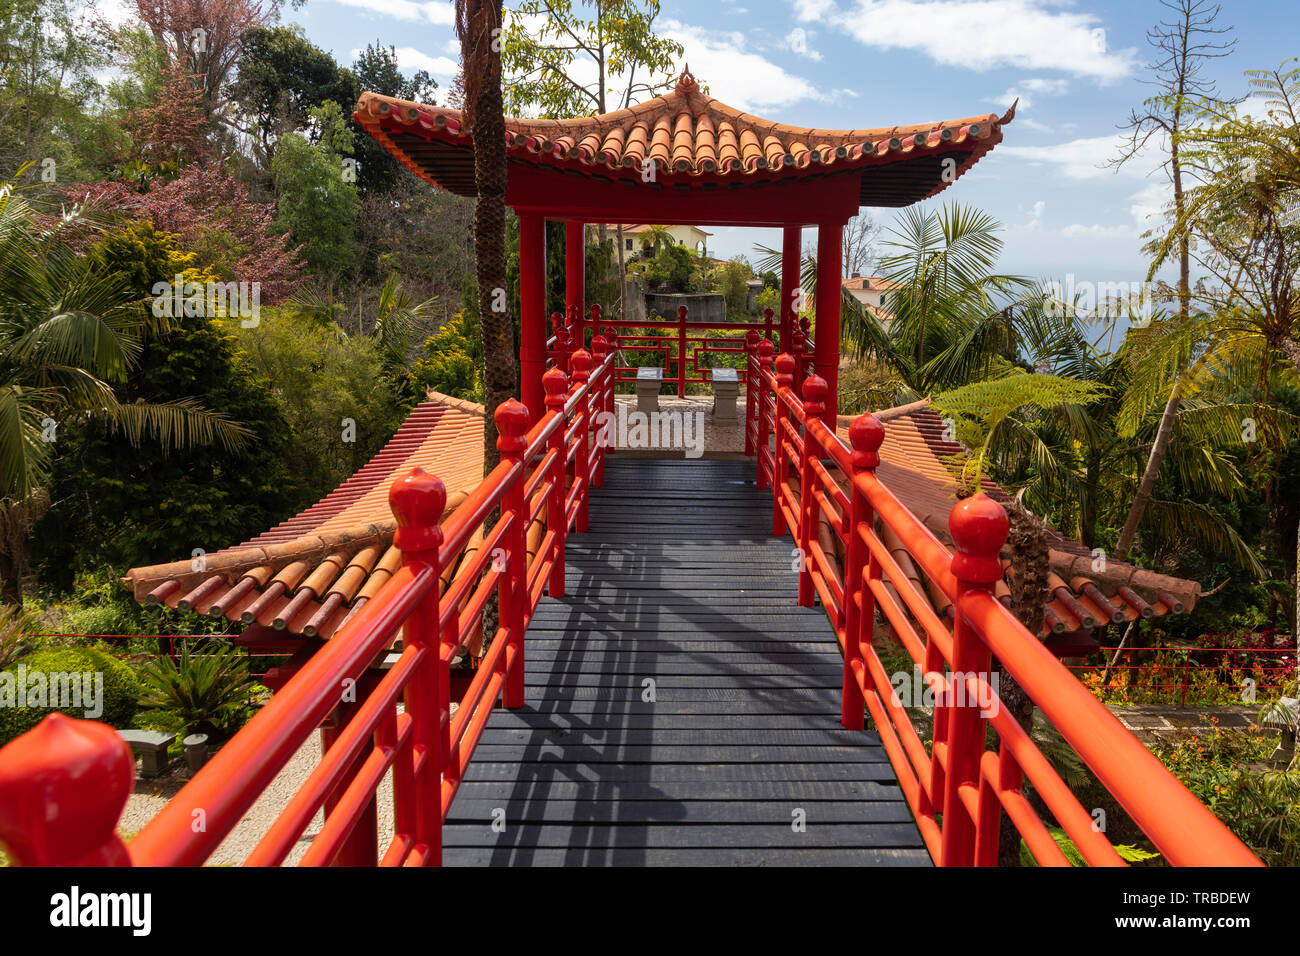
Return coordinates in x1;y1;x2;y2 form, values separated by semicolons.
843;274;900;325
596;223;713;257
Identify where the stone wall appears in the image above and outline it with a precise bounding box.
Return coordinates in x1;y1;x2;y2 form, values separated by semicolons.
644;292;726;324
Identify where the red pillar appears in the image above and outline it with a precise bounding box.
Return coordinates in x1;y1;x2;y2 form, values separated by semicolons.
519;213;547;420
566;220;585;352
780;225;801;355
815;221;843;426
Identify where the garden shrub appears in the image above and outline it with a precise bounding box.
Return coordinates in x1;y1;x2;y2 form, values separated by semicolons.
0;647;140;745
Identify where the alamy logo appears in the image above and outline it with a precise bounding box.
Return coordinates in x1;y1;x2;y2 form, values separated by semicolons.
150;273;261;327
0;665;103;719
592;405;705;458
50;886;151;936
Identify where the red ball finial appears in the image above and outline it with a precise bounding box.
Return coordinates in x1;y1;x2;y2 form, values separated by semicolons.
571;348;592;380
757;339;775;361
775;352;795;384
603;327;618;346
495;398;530;458
391;466;448;552
763;308;774;321
849;413;884;470
543;366;568;407
949;492;1009;585
745;330;759;347
677;305;688;319
591;334;609;360
801;374;827;412
550;311;563;332
0;713;134;866
590;303;602;320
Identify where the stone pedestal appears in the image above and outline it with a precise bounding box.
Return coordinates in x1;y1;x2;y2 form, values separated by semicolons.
636;366;662;414
712;368;739;421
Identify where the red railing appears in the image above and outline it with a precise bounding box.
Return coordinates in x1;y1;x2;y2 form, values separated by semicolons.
0;342;617;867
745;340;1261;867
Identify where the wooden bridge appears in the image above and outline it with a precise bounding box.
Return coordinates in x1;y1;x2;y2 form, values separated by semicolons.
0;343;1260;868
443;459;928;865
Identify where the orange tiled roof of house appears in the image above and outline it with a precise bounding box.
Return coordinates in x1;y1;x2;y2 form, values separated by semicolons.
354;68;1015;207
835;400;1201;637
843;276;903;292
123;392;487;640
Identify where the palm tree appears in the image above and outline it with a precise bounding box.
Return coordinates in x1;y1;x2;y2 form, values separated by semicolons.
455;0;515;473
0;173;250;605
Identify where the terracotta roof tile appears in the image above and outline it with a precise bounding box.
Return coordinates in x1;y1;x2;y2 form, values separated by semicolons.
124;392;487;640
353;68;1014;206
834;403;1203;639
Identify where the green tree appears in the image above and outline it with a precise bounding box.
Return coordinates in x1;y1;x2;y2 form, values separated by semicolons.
271;101;361;283
0;0;111;178
350;42;438;196
228;25;361;174
500;0;684;323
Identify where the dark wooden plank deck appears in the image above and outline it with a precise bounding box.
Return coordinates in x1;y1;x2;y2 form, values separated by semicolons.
442;458;930;866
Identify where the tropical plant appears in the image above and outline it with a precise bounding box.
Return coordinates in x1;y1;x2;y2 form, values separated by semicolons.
0;171;252;604
137;643;259;740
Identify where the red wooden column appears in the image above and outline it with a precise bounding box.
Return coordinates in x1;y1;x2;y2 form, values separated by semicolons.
815;221;843;426
519;213;547;420
780;225;801;355
566;220;585;352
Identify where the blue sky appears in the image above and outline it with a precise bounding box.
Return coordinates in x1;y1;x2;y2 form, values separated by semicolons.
280;0;1294;286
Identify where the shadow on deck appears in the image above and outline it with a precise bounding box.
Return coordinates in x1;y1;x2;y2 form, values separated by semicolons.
442;457;930;866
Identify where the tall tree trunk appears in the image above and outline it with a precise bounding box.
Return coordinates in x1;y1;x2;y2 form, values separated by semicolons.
457;0;515;474
1114;383;1184;563
996;499;1051;866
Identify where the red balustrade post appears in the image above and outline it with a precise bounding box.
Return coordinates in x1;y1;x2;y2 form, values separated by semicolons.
550;311;567;372
519;213;547;421
497;400;531;710
792;321;808;395
0;714;134;866
772;352;795;536
676;304;689;396
744;330;759;457
544;366;569;599
566;219;585;355
797;375;827;608
756;339;775;490
763;306;775;343
941;492;1008;866
389;466;447;865
842;414;884;731
571;348;592;532
588;303;601;354
591;333;610;488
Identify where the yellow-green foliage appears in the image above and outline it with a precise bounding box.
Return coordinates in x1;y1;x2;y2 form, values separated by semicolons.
932;371;1106;486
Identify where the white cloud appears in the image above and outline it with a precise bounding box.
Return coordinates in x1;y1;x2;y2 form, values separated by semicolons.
786;27;823;61
354;46;458;77
662;21;821;111
805;0;1136;83
986;76;1069;111
998;133;1149;181
793;0;837;19
1061;222;1136;239
329;0;454;25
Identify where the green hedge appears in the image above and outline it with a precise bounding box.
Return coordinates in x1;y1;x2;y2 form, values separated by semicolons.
0;647;140;746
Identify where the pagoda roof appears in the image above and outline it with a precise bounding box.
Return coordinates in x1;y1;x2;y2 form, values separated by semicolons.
124;392;1200;646
354;68;1015;210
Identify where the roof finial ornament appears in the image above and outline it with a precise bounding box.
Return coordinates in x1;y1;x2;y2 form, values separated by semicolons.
676;65;698;95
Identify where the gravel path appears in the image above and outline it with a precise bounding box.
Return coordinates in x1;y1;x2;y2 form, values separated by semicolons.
120;733;396;866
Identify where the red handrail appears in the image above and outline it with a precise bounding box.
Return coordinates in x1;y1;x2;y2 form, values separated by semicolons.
744;339;1261;867
0;347;617;868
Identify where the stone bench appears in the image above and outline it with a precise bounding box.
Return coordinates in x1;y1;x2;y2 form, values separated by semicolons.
636;366;662;414
117;729;176;778
183;733;210;773
711;367;740;422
